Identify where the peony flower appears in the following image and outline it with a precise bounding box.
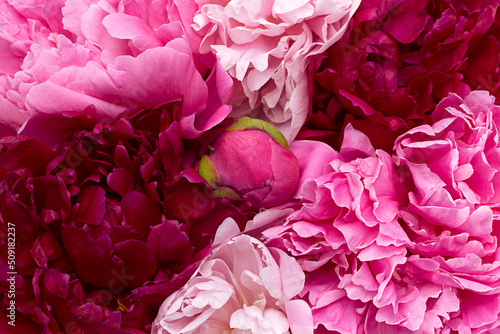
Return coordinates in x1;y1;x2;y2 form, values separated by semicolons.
0;0;234;139
394;90;500;332
395;90;500;219
0;0;61;128
0;108;251;332
151;234;313;334
192;0;361;141
306;0;500;153
198;117;300;209
31;267;141;334
262;125;433;332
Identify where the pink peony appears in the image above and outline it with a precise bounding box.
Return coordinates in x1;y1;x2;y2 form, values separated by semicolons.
0;0;234;139
192;0;361;141
151;234;313;334
394;90;500;240
198;117;300;209
0;0;60;128
262;125;436;332
394;90;500;332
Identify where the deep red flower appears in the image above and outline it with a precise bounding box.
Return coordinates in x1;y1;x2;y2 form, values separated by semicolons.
305;0;500;153
0;106;249;332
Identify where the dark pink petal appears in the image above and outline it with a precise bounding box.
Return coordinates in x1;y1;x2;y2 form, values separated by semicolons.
112;239;157;288
19;114;78;150
0;138;58;176
164;179;215;220
31;176;71;221
382;0;429;44
147;219;194;263
30;232;64;268
159;122;183;178
61;225;106;287
61;225;156;289
121;191;162;237
107;168;134;197
73;186;106;225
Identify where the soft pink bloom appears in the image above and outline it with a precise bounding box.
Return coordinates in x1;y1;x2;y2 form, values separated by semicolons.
0;0;60;127
0;0;64;77
192;0;361;141
151;234;313;334
0;0;234;139
394;90;500;332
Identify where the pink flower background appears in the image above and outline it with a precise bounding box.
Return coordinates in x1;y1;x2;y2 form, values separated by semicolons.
2;0;500;333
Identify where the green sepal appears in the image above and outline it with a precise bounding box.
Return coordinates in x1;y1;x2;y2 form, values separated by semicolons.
198;155;221;188
226;117;290;149
213;187;241;200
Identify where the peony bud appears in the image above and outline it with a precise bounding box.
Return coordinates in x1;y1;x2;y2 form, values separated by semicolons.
199;117;299;208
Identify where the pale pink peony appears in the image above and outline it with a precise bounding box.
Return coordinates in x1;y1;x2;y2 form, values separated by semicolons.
151;234;313;334
192;0;361;141
394;90;500;332
0;0;234;139
0;0;61;127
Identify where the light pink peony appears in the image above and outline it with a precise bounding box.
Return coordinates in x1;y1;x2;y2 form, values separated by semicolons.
0;0;61;127
394;90;500;332
151;234;313;334
0;0;234;139
192;0;361;141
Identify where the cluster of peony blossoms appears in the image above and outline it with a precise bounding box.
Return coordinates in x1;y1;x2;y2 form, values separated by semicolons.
2;0;500;334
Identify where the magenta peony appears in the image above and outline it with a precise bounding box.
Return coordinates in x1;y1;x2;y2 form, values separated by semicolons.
198;117;300;209
151;234;313;334
192;0;361;141
0;0;234;139
394;90;500;332
307;0;500;152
